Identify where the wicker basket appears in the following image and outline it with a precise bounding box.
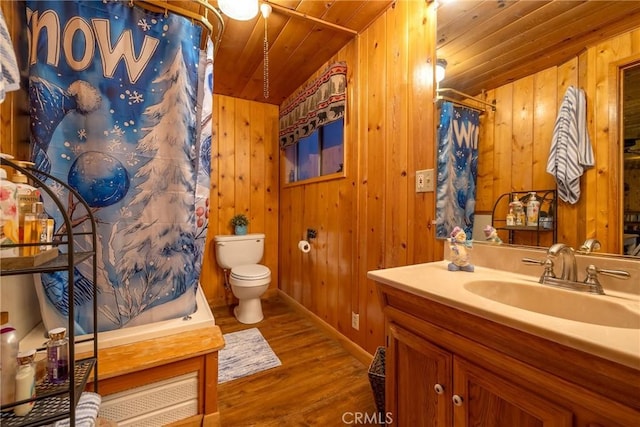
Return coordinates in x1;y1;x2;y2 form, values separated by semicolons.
368;346;386;416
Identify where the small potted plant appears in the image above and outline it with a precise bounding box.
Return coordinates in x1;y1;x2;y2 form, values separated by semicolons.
230;213;249;235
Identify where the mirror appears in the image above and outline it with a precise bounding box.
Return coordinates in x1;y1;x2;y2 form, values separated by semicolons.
622;64;640;256
435;2;640;257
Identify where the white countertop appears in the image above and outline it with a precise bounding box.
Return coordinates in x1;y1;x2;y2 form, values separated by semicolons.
368;260;640;370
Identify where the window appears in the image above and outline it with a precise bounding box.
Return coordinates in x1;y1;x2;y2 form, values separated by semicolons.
284;117;344;184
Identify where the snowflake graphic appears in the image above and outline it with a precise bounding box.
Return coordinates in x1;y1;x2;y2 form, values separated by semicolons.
70;144;83;156
128;91;144;104
49;181;65;201
108;140;122;152
77;128;87;140
110;125;125;137
119;205;132;218
137;18;151;32
126;152;139;167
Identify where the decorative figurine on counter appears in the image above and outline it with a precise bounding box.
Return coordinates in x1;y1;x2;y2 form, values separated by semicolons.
448;226;475;272
483;225;503;244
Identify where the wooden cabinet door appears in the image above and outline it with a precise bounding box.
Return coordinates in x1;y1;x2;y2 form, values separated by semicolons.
453;356;572;427
387;323;453;427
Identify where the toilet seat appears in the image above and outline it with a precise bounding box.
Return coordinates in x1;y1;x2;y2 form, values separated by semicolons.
230;264;271;286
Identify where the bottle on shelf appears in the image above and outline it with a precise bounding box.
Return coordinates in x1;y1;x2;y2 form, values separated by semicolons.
23;209;37;256
33;202;49;252
1;311;18;407
0;166;19;257
509;194;525;226
10;161;41;249
46;327;69;384
14;349;36;416
526;192;540;227
506;208;515;226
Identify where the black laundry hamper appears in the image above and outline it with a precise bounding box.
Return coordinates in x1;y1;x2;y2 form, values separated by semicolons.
368;346;386;419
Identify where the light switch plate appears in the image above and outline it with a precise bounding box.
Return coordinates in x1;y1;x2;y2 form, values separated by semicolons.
416;169;435;192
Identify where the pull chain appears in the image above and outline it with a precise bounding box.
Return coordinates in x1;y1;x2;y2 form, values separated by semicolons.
263;16;269;99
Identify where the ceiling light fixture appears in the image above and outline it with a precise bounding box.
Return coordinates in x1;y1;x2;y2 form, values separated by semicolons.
218;0;259;21
436;58;447;83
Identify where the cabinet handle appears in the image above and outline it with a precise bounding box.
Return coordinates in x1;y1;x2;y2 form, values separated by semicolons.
452;395;464;406
434;384;444;394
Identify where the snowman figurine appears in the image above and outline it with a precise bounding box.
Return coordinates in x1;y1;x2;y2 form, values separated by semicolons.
483;225;503;244
448;226;474;272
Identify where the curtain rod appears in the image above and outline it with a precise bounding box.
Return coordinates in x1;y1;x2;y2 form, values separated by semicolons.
436;87;496;112
435;95;488;114
135;1;225;52
263;0;358;35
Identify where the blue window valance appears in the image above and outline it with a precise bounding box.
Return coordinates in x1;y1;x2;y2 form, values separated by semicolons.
279;61;347;148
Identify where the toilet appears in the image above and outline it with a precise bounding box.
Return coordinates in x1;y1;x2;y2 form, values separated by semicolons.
214;233;271;324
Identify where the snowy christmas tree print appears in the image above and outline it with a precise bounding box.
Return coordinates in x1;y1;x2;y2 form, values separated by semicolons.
110;44;199;324
436;103;479;239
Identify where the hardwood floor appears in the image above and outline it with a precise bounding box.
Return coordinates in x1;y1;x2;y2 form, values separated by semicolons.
212;294;382;426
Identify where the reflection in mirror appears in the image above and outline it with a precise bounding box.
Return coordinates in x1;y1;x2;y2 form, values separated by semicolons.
623;64;640;256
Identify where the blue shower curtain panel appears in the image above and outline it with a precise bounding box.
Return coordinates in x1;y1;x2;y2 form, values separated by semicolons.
25;0;212;334
436;102;479;239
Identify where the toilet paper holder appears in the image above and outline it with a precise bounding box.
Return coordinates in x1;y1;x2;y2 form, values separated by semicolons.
306;228;317;240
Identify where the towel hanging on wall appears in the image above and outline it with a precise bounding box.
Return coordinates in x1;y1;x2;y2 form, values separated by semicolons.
0;7;20;103
546;85;594;204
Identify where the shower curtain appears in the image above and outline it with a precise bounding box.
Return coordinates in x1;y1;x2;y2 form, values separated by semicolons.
436;101;479;239
25;0;212;334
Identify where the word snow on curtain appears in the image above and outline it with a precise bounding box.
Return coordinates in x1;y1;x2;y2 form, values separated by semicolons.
279;61;347;148
25;0;213;334
436;101;480;239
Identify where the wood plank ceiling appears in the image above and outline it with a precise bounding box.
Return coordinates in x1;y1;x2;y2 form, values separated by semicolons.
212;0;393;105
436;0;640;98
211;1;640;106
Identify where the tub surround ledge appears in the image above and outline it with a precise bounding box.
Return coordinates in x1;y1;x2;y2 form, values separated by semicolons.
84;324;224;427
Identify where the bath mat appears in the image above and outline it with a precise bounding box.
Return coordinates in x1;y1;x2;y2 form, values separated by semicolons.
218;328;282;384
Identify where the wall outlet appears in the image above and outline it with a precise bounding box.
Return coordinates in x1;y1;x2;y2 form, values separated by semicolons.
351;312;360;330
416;169;435;192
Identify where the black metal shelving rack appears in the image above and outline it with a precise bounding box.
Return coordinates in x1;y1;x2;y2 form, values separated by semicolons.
0;157;98;427
491;189;558;246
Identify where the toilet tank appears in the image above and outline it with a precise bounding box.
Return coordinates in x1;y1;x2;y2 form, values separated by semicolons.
214;233;265;269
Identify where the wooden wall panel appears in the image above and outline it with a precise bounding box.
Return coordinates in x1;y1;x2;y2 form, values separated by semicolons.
408;1;439;263
475;90;496;213
278;1;437;355
200;95;280;307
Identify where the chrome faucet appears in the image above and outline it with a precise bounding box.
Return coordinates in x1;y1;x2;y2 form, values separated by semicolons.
547;243;577;282
578;238;601;254
523;242;631;295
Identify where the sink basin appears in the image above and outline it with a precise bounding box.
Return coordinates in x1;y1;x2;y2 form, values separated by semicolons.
464;280;640;329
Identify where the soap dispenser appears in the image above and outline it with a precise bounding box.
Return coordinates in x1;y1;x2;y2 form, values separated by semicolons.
526;192;540;227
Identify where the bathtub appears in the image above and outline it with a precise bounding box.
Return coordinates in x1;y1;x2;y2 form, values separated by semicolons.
19;285;222;425
19;285;215;354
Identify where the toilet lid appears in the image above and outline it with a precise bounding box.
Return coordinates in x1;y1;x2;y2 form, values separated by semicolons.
231;264;271;280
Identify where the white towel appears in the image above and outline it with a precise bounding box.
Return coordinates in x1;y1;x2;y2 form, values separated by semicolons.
546;85;594;204
49;391;102;427
0;7;20;103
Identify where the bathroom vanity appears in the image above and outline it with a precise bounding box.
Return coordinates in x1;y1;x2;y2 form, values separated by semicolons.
369;255;640;427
